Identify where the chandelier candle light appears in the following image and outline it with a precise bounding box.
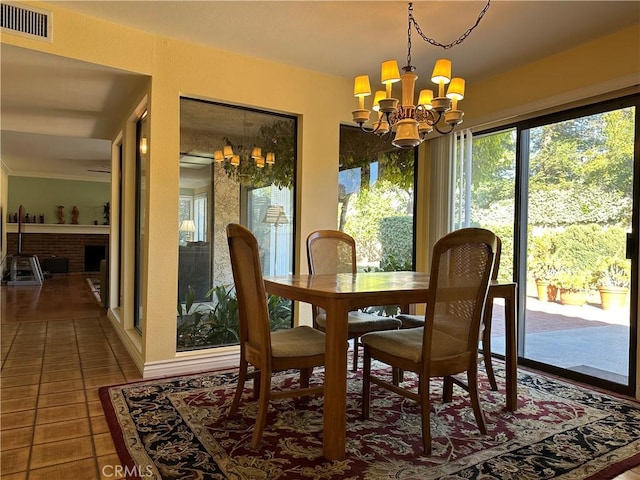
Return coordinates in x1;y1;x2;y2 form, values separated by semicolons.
352;1;490;148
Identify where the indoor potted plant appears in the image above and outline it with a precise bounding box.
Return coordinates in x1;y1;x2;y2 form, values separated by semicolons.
594;257;630;310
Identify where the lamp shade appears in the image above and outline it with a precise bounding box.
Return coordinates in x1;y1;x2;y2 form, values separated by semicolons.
213;150;224;162
230;154;240;167
263;205;288;225
446;77;465;100
353;75;372;97
381;60;400;84
179;219;196;233
418;89;434;108
266;152;275;165
431;58;452;85
223;145;234;159
251;147;262;159
372;90;386;112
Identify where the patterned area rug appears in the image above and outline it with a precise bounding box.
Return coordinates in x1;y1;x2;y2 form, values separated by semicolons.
100;362;640;479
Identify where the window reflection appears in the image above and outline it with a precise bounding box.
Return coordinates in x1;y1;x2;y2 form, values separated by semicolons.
177;98;296;351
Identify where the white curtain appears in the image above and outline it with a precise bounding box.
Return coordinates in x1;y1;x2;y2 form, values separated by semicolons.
451;128;473;230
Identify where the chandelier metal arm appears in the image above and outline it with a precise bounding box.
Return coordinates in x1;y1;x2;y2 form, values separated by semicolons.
433;122;456;135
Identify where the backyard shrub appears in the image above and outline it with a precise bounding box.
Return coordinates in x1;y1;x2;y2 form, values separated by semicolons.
378;215;413;270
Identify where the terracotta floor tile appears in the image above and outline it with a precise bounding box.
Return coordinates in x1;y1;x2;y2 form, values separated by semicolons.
93;432;117;457
0;427;33;450
38;378;84;394
42;353;80;365
1;373;41;388
0;447;30;475
1;384;39;400
88;400;107;417
36;403;87;424
41;361;81;374
33;418;91;444
37;389;86;408
28;457;98;480
81;357;118;369
0;472;27;480
84;374;126;389
90;414;110;435
1;365;42;377
40;369;82;383
1;410;36;429
83;365;124;377
2;356;43;368
85;387;101;402
97;454;128;479
29;436;94;469
1;396;38;413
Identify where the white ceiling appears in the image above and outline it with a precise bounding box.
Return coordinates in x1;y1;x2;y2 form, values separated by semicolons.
1;1;639;180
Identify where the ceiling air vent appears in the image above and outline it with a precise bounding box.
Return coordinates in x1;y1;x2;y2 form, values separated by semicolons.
1;2;51;41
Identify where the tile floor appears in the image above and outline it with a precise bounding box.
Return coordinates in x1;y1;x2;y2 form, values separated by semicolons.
1;274;142;479
1;274;639;479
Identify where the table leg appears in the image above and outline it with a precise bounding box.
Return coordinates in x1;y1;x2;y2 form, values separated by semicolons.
322;301;349;460
504;284;518;411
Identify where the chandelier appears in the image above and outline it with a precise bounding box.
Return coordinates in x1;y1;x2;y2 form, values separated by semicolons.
352;1;490;148
212;139;275;169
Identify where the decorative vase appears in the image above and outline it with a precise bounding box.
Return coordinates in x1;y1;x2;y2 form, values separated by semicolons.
559;289;586;306
598;286;629;310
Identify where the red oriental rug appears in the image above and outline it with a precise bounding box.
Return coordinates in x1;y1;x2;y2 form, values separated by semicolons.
100;362;640;479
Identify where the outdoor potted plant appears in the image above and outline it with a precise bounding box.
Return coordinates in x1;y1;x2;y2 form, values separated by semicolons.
555;269;590;306
594;257;630;310
529;235;559;302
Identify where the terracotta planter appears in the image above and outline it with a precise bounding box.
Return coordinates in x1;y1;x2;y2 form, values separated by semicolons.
559;289;586;306
535;280;558;302
535;280;549;301
598;286;629;310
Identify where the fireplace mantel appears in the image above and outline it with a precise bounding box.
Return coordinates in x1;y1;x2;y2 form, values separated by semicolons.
6;224;109;235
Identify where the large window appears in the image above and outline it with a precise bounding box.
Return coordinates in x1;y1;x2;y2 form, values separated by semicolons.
338;125;416;314
177;98;296;351
460;95;638;395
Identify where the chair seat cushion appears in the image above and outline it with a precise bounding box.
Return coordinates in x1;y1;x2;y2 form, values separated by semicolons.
316;311;401;334
396;314;424;328
362;322;468;363
271;326;325;358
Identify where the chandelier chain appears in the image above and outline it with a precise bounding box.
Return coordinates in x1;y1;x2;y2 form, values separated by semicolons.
408;1;491;51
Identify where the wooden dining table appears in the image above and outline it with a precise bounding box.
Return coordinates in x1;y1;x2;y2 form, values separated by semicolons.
263;271;518;461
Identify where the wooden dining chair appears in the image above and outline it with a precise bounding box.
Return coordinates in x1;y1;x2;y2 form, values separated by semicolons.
226;223;326;447
395;235;502;391
306;229;401;371
361;227;497;454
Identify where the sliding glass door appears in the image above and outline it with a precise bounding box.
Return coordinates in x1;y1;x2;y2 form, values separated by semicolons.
466;94;638;395
522;103;637;389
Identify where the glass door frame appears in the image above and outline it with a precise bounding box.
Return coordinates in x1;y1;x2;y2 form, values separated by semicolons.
478;93;639;396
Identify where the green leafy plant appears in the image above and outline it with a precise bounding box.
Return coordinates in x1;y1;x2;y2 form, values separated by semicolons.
593;257;630;288
554;269;591;292
177;284;292;350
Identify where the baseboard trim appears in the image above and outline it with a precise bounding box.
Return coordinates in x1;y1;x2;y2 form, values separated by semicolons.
142;350;240;379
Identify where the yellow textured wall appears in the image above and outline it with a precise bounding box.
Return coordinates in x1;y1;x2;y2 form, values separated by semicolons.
462;24;640;130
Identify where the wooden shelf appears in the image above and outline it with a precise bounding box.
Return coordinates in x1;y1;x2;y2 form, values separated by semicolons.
5;224;110;235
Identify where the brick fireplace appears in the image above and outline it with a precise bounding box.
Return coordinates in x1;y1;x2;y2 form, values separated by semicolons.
6;232;109;274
